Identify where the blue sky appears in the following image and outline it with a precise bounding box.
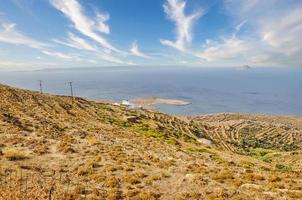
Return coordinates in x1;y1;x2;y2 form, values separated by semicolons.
0;0;301;70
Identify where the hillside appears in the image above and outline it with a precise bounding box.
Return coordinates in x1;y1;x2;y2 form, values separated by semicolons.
190;114;302;152
0;84;301;200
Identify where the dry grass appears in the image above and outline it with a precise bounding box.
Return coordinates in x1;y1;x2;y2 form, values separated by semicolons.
3;149;28;161
0;84;302;199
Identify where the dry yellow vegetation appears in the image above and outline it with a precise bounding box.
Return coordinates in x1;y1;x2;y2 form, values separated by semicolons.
0;84;301;199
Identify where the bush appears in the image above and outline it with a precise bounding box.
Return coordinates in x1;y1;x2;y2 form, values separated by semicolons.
3;149;28;161
247;148;275;162
275;164;292;172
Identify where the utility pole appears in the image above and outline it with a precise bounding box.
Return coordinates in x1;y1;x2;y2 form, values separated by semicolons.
68;81;74;102
39;80;43;94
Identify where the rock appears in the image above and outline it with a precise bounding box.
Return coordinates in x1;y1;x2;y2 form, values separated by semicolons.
184;174;195;182
197;138;213;145
125;116;140;123
185;174;194;179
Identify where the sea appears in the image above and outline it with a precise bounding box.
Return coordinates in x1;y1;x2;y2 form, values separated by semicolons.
0;66;301;116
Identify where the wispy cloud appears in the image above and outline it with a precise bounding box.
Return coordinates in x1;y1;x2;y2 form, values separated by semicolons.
0;21;89;64
49;0;120;53
233;20;247;37
130;41;151;59
160;0;203;52
0;5;132;66
53;32;133;64
197;37;248;62
49;0;135;65
261;8;302;55
0;22;48;49
95;12;110;34
53;32;97;51
197;21;248;62
0;22;84;61
226;0;302;55
42;50;74;59
224;0;302;65
97;53;133;65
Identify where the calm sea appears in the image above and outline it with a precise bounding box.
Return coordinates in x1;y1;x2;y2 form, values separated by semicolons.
0;66;301;116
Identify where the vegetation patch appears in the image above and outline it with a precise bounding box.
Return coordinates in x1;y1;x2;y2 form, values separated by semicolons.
187;147;212;154
244;148;279;162
275;164;292;172
238;126;298;151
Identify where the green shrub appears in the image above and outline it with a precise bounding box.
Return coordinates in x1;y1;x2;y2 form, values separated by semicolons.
275;164;292;172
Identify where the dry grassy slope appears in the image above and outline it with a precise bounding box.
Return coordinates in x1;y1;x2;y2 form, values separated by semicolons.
0;84;302;200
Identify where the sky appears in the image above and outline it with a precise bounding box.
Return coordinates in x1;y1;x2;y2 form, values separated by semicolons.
0;0;302;70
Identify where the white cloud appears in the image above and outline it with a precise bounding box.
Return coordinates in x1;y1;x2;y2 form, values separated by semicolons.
42;50;73;59
96;12;110;34
53;32;97;51
97;52;133;65
197;37;248;62
224;0;302;66
130;41;151;59
53;33;134;64
0;18;132;67
233;20;247;37
0;22;48;49
42;49;133;65
0;21;82;62
49;0;120;52
262;8;302;55
197;20;249;62
160;0;203;52
224;0;277;20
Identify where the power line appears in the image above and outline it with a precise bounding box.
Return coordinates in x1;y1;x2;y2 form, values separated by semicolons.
68;81;74;102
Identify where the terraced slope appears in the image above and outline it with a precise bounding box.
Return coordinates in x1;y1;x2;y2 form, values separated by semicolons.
190;114;302;153
0;84;302;200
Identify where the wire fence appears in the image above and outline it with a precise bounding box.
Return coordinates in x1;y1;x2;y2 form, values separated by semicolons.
0;168;88;200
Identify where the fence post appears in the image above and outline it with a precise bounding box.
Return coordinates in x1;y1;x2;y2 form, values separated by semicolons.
59;172;62;183
84;182;88;199
25;175;28;199
10;171;12;188
49;186;54;200
64;179;70;198
19;169;22;194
